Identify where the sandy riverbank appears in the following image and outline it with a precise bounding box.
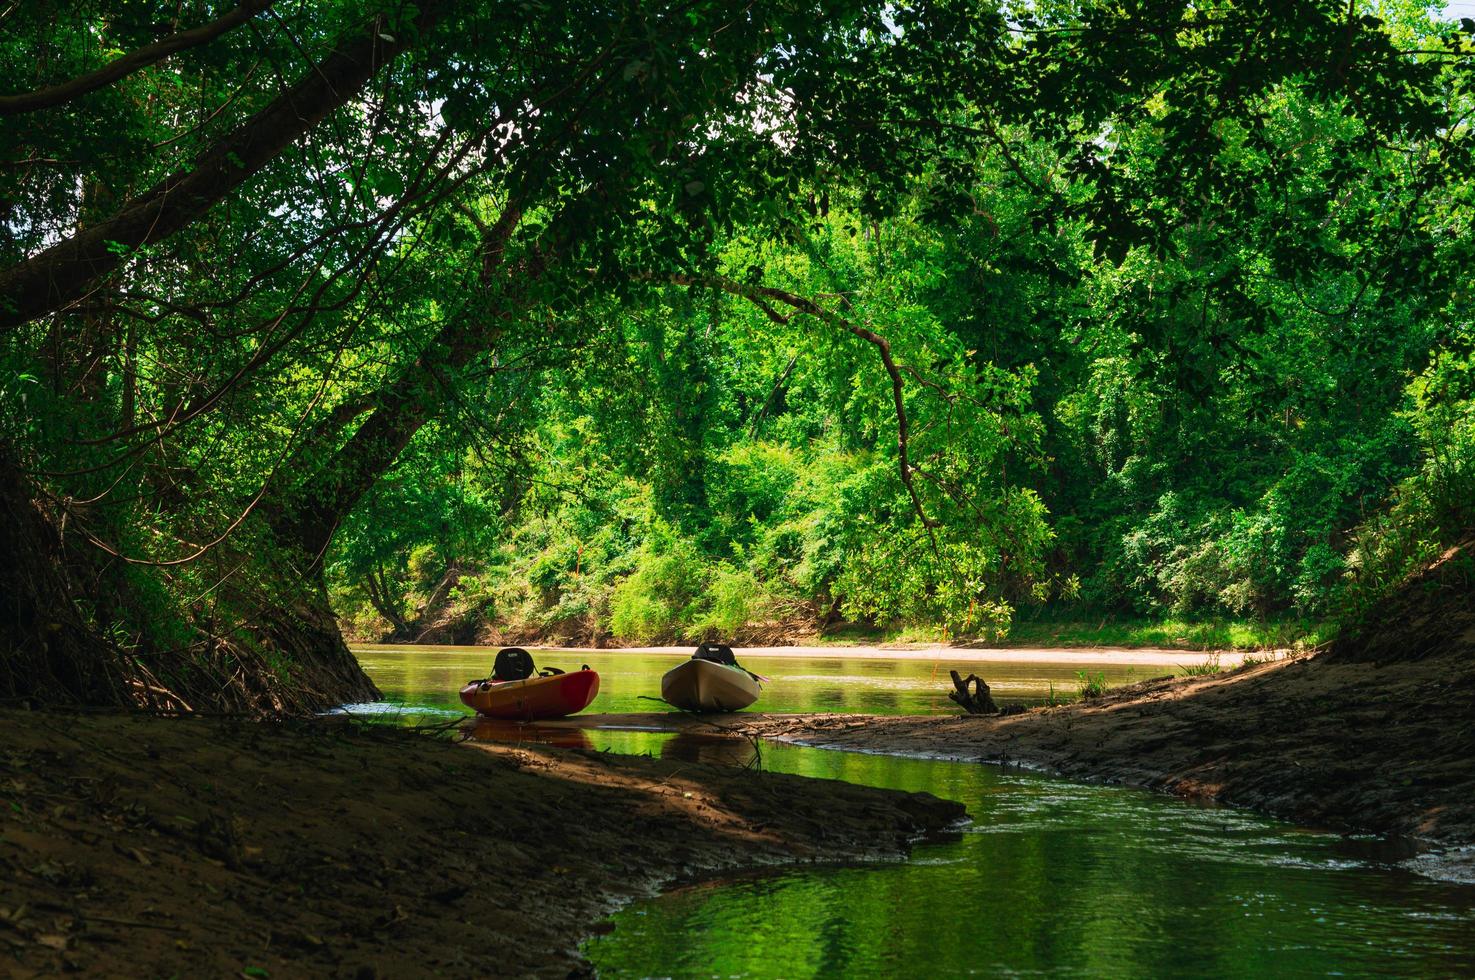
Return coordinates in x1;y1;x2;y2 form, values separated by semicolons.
534;650;1475;881
0;710;962;978
703;650;1470;878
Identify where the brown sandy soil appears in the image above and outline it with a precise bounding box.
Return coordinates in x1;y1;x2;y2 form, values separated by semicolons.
724;652;1474;845
0;710;963;978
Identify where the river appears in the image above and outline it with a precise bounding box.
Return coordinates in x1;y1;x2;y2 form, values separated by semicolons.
351;644;1475;976
350;643;1241;716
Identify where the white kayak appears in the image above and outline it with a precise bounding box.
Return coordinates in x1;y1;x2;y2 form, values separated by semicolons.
661;657;761;713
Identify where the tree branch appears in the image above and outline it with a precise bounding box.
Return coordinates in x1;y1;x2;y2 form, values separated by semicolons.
0;0;449;331
669;273;940;529
276;199;530;563
0;0;275;116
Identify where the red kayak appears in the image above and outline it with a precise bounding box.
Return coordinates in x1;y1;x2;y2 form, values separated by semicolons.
458;669;600;720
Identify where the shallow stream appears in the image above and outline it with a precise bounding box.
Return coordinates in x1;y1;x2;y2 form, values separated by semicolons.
353;645;1475;977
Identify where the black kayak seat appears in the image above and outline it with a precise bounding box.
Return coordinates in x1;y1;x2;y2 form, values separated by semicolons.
692;643;737;666
492;647;535;681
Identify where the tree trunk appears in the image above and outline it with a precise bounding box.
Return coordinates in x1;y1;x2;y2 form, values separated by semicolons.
0;0;275;116
364;566;413;640
272;204;531;563
0;443;379;714
0;446;124;705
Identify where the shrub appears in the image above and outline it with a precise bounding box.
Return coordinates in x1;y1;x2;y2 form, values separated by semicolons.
607;537;710;643
1075;670;1108;698
608;589;671;643
693;568;772;638
1339;394;1475;624
1180;653;1222;676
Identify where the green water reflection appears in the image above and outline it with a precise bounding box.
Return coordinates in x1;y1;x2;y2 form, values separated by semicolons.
351;644;1168;717
580;733;1475;978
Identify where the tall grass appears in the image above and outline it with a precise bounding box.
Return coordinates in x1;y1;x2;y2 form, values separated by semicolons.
999;614;1327;651
1075;670;1108;699
1179;653;1222;677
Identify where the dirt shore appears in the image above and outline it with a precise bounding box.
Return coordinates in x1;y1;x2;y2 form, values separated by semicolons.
715;649;1474;866
0;710;963;978
537;642;1474;881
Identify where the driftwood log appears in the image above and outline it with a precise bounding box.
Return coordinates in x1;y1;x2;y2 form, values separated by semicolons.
948;670;999;715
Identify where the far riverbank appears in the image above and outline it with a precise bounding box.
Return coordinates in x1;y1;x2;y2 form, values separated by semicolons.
344;614;1324;654
357;641;1253;667
599;643;1252;667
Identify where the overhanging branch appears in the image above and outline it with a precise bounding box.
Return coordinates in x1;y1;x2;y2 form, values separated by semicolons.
669;273;940;529
0;1;276;116
0;0;449;331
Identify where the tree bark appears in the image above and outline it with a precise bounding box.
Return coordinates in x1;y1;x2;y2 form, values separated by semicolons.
1;439;380;713
0;445;122;705
364;565;412;639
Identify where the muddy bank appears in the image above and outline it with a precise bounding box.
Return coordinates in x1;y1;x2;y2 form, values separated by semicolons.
715;649;1474;860
0;710;963;978
544;649;1473;869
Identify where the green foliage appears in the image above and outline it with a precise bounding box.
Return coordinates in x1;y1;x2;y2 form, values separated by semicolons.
609;537;709;643
1338;387;1475;625
999;615;1327;652
5;0;1474;683
1075;671;1108;699
695;569;774;639
324;181;1475;644
1180;654;1223;677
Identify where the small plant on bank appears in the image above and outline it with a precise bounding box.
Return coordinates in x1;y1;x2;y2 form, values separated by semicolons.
1180;653;1223;676
1044;682;1070;707
1075;670;1108;699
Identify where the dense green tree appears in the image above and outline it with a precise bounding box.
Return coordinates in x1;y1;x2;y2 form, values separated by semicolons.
3;0;1473;707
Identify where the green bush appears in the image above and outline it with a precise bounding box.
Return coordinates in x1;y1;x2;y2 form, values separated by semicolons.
694;568;772;637
1339;394;1475;624
608;537;711;643
608;589;672;643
